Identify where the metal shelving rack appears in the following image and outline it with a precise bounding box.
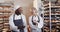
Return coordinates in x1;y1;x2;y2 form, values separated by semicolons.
42;0;60;32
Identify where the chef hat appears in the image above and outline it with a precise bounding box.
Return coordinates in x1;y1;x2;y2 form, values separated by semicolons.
14;5;21;11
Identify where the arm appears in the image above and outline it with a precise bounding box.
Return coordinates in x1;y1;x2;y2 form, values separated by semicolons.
9;14;18;31
29;16;37;29
38;16;44;28
23;15;28;32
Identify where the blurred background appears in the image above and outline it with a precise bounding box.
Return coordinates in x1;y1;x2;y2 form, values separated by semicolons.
0;0;60;32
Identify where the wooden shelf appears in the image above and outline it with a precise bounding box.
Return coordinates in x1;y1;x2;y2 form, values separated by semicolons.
0;2;13;32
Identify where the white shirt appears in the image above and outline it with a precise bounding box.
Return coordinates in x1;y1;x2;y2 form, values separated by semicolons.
9;14;27;32
29;15;43;29
14;14;21;20
32;16;39;23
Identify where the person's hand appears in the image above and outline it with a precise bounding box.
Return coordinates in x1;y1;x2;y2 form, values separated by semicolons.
33;20;38;24
18;25;25;29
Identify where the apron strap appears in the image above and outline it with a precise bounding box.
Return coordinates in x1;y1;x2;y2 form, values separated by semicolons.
13;14;22;20
13;14;15;20
38;16;40;22
32;16;40;24
13;14;24;25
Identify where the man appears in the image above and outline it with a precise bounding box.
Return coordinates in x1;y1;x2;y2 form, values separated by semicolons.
9;6;27;32
29;7;43;32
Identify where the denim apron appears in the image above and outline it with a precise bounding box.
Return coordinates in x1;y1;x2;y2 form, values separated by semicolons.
31;16;41;32
12;14;24;32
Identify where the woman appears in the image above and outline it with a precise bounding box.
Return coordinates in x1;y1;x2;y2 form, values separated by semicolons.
29;8;43;32
9;6;27;32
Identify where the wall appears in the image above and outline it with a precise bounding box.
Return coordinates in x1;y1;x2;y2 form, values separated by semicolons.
14;0;33;24
0;0;33;24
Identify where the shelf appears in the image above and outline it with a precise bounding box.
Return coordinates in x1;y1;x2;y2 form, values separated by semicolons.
43;0;60;32
0;3;13;7
43;3;49;7
0;10;12;13
51;14;60;15
44;6;60;10
0;2;13;31
51;6;60;8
